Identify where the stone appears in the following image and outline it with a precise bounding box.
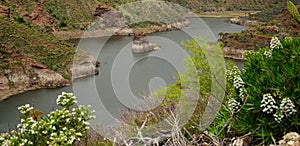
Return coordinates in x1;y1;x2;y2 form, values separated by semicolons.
278;132;300;146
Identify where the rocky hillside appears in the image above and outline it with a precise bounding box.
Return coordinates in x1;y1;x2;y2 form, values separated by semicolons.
0;0;287;32
99;0;285;13
220;4;300;59
0;17;98;100
0;0;100;31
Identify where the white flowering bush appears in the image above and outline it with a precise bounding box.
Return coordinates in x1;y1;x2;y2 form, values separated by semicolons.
0;92;95;146
209;36;299;145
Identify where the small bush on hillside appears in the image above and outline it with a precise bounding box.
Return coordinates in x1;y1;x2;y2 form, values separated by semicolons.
16;17;25;23
59;21;67;27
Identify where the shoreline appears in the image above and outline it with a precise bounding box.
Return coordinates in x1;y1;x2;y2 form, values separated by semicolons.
1;14;249;101
53;11;256;40
0;51;99;102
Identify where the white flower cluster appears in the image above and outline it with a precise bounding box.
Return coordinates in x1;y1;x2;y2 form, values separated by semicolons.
280;97;297;117
263;36;282;58
263;50;272;58
18;104;34;115
226;66;240;81
56;92;77;107
228;98;240;113
233;75;247;101
0;132;33;146
233;75;244;89
226;66;248;113
261;93;297;123
270;36;282;50
273;110;284;123
0;92;95;146
261;93;278;114
238;88;246;99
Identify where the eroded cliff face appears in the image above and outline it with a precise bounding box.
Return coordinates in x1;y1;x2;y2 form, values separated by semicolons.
0;67;70;100
0;17;99;101
0;51;99;101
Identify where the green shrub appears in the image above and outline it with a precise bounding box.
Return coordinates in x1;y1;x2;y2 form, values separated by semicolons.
16;17;25;23
0;92;95;145
121;38;224;141
287;0;300;23
59;21;67;27
210;36;300;145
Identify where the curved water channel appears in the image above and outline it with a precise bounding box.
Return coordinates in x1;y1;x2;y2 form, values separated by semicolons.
0;17;246;132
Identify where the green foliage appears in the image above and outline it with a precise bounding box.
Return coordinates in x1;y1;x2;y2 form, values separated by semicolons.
58;21;67;27
122;38;217;139
287;0;300;23
209;36;300;145
16;17;25;23
0;92;95;145
43;0;99;29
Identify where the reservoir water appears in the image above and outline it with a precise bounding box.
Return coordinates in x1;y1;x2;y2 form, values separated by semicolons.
0;17;246;132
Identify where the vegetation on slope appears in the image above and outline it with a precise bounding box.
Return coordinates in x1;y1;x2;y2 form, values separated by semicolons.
220;3;300;53
0;0;100;31
0;0;287;32
99;0;285;13
0;17;75;79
